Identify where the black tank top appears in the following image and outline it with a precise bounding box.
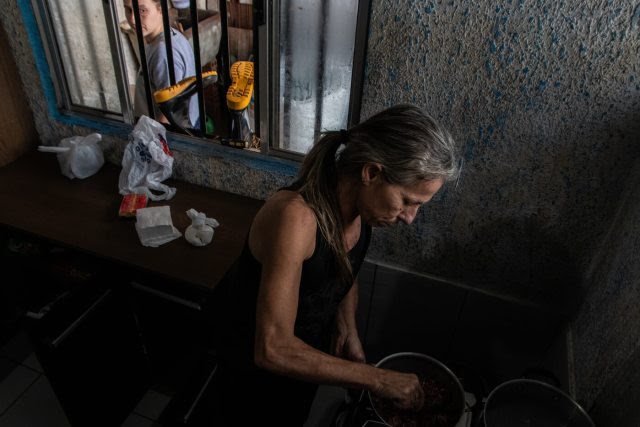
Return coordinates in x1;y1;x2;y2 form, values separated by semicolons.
211;202;371;367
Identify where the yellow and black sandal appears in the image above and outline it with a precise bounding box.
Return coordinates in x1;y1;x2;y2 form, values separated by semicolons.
226;61;254;147
226;61;254;112
153;70;218;132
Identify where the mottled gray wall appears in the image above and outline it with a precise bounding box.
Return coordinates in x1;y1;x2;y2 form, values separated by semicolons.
363;0;640;311
571;157;640;417
360;0;640;416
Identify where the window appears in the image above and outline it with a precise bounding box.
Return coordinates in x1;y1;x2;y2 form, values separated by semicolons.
30;0;369;158
36;0;124;119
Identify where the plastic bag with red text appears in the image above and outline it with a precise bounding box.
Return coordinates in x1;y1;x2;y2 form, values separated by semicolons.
118;115;176;201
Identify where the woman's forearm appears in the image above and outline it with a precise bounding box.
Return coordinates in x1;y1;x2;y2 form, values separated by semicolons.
256;278;372;390
254;299;424;409
255;332;380;391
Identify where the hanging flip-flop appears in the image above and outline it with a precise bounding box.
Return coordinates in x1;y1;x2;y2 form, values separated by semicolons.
154;70;218;135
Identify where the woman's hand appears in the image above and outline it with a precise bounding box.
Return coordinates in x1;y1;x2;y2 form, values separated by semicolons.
373;369;424;411
332;328;366;363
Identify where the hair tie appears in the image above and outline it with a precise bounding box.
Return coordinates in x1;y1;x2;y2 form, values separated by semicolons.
339;129;349;142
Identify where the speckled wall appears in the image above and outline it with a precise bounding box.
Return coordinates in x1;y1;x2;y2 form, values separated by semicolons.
1;0;640;415
363;0;640;310
360;0;640;415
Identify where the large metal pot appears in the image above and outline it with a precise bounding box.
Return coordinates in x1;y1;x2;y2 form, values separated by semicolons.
483;379;595;427
368;352;465;426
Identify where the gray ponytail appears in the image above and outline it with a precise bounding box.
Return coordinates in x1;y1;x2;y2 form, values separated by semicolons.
294;104;460;285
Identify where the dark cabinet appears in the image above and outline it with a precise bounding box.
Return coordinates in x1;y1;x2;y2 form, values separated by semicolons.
1;234;150;426
127;277;220;426
25;277;151;427
2;229;224;426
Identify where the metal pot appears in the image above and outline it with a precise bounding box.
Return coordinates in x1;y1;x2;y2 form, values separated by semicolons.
483;379;595;427
368;352;465;426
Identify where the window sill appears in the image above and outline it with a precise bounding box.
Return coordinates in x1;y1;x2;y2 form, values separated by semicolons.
54;109;300;178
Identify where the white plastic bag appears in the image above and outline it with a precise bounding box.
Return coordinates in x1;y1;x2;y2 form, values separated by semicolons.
119;116;176;201
38;133;104;179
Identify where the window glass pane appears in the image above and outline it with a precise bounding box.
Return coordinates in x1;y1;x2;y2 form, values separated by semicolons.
47;0;122;113
278;0;358;154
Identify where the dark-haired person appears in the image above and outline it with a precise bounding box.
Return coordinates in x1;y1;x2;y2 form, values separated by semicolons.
123;0;198;128
209;105;460;425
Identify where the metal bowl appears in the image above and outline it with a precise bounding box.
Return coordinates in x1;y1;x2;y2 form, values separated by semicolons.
483;379;595;427
368;352;465;426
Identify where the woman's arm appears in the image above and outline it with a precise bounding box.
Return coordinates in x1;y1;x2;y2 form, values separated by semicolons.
332;280;366;362
249;195;423;410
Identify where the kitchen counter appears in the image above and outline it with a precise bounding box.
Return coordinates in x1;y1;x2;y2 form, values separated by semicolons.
0;150;263;291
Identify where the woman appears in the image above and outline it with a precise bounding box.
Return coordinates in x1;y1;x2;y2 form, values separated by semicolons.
123;0;198;128
210;105;460;425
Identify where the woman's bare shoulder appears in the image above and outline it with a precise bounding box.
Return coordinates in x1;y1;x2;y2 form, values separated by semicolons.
249;190;317;261
261;190;316;225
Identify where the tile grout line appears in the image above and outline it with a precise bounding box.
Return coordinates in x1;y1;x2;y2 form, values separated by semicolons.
131;410;164;426
11;355;42;376
129;409;157;421
0;353;43;376
132;411;156;421
19;364;42;375
0;372;42;418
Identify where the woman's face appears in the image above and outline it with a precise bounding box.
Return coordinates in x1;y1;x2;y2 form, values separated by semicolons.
357;166;444;227
123;0;163;42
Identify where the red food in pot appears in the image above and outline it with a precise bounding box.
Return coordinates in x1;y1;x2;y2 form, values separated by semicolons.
372;378;458;427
